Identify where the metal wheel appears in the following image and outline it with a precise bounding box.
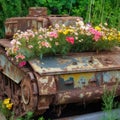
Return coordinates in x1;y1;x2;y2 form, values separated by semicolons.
21;72;38;112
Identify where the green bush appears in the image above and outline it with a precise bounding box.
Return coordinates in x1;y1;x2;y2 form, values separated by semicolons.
0;0;119;38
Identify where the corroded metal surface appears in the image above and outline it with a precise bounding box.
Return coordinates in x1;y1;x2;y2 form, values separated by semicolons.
5;7;81;38
58;71;120;90
54;83;120;104
0;39;12;48
21;72;38;111
5;17;46;38
0;71;24;117
35;73;56;95
28;7;47;17
29;51;120;107
0;53;25;83
5;16;81;39
49;16;82;27
29;52;120;75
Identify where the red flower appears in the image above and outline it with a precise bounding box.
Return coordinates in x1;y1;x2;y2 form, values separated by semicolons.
19;61;26;67
66;37;74;44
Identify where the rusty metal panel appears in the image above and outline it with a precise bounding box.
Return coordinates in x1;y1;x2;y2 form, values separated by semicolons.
29;52;120;75
48;16;82;27
5;16;82;38
35;73;57;95
0;39;12;48
5;20;18;38
54;84;120;105
37;96;52;111
57;71;120;90
28;7;47;17
58;72;95;90
5;17;45;38
53;70;120;104
0;54;25;83
4;6;82;39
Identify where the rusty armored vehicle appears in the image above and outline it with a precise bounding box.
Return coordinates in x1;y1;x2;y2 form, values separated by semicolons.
0;7;120;118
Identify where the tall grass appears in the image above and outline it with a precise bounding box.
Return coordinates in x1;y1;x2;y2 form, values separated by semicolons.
101;85;119;120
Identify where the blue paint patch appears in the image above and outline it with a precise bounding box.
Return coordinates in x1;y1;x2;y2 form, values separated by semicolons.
103;72;112;83
96;72;102;85
78;76;88;88
39;56;79;69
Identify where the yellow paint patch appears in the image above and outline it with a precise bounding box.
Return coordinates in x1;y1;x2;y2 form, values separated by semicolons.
60;72;95;88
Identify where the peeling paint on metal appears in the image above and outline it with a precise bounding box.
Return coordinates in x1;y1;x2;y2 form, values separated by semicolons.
79;93;84;98
38;77;48;84
29;53;120;75
0;54;25;83
86;92;92;97
35;74;56;95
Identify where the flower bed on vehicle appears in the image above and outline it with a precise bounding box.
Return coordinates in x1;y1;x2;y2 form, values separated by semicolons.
6;19;120;67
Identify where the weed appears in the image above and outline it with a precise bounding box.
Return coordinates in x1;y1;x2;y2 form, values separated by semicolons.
0;98;13;120
101;85;119;120
16;111;34;120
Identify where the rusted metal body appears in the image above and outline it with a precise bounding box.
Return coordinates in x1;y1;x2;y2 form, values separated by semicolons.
5;16;79;39
0;7;120;118
28;7;48;17
29;51;120;105
5;7;81;39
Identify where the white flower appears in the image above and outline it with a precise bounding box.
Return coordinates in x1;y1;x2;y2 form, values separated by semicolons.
10;39;17;45
55;24;60;29
38;35;43;39
75;37;78;40
74;32;78;36
28;45;33;49
10;39;21;46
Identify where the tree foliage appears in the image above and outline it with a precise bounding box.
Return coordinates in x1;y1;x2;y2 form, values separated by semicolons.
0;0;119;38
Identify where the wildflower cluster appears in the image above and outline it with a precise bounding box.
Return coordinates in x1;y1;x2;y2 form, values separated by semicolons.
0;98;13;119
2;98;13;110
6;19;120;67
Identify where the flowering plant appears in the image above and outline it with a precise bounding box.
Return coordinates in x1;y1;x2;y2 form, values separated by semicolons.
6;19;120;67
0;98;13;119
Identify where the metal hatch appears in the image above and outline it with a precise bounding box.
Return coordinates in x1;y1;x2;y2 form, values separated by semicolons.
28;52;120;75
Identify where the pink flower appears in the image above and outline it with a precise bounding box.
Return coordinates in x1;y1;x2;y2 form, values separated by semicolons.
89;27;102;41
93;31;102;41
19;61;26;67
38;35;43;39
93;34;101;41
89;27;96;34
15;53;25;60
41;41;51;48
49;32;58;38
66;37;74;44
